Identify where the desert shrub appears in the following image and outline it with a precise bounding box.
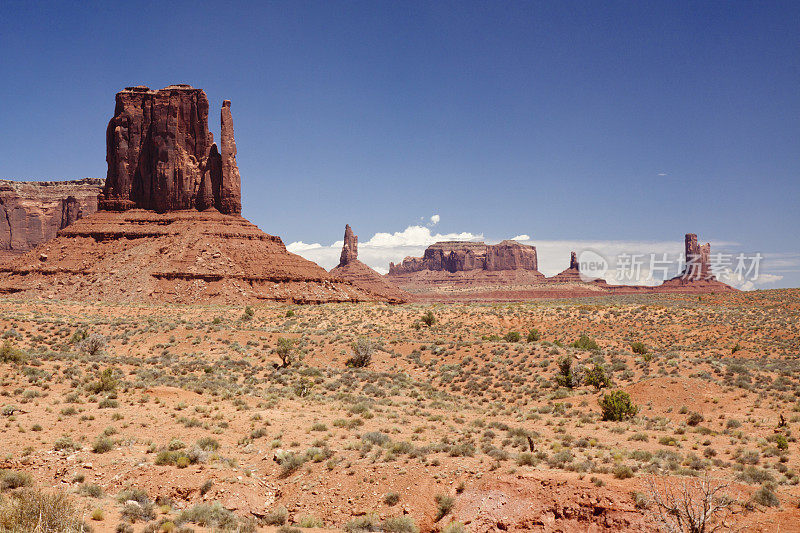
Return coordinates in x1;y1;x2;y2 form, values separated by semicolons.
503;331;521;343
774;434;789;451
87;368;117;393
599;391;638;421
442;522;466;533
78;334;107;356
92;436;114;454
584;364;611;390
276;337;295;368
630;341;648;355
421;310;436;327
526;329;541;342
177;502;238;529
196;437;220;451
296;514;324;528
572;335;599;351
751;483;779;507
0;341;27;364
516;452;537;466
687;412;704;426
0;470;32;490
53;436;79;452
613;464;634;479
277;452;306;477
79;483;104;498
362;431;390;445
382;516;419;532
345;514;381;532
435;494;455;521
347;338;374;368
241;306;255;321
200;480;214;496
383;491;400;505
262;505;288;526
554;355;579;389
0;488;86;532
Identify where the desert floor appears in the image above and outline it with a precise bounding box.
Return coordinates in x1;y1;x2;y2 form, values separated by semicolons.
1;289;799;532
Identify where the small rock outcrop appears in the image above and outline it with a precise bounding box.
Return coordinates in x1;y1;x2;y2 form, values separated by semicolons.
388;240;539;275
0;178;103;254
99;85;241;214
330;225;408;303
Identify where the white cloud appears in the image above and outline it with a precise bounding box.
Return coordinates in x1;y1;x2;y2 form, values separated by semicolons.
430;214;440;225
285;241;322;253
511;234;530;241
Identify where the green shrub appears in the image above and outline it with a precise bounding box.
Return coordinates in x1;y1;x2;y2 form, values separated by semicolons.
276;337;295;368
572;335;599;351
0;341;27;363
599;391;638;421
87;368;117;394
584;364;611;390
526;329;541;342
345;515;380;532
296;514;324;528
554;355;579;389
630;341;648;355
421;310;436;327
383;492;400;505
503;331;521;343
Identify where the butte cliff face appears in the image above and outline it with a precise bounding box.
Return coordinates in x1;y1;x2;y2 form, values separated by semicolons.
330;225;408;303
0;86;378;304
386;240;546;299
0;178;104;254
389;240;539;275
100;85;241;214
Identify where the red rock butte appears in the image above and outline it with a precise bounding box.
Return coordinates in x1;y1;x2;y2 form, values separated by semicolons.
0;85;383;304
329;224;409;303
100;85;241;214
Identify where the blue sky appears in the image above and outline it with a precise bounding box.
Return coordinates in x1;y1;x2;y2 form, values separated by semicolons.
1;1;798;287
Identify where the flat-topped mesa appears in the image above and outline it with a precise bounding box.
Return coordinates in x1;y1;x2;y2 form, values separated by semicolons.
339;224;358;266
388;240;539;275
99;85;241;214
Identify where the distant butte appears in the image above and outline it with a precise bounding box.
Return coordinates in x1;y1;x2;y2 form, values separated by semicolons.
329;224;409;303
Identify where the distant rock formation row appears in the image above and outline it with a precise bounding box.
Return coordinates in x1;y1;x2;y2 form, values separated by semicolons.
389;240;539;275
0;178;104;253
99;85;241;214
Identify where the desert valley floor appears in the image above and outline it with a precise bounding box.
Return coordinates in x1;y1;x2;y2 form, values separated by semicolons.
1;290;799;532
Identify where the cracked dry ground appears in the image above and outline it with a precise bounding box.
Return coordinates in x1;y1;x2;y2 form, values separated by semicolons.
0;289;799;532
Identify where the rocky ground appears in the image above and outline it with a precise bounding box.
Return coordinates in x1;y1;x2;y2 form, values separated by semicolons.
1;290;799;532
